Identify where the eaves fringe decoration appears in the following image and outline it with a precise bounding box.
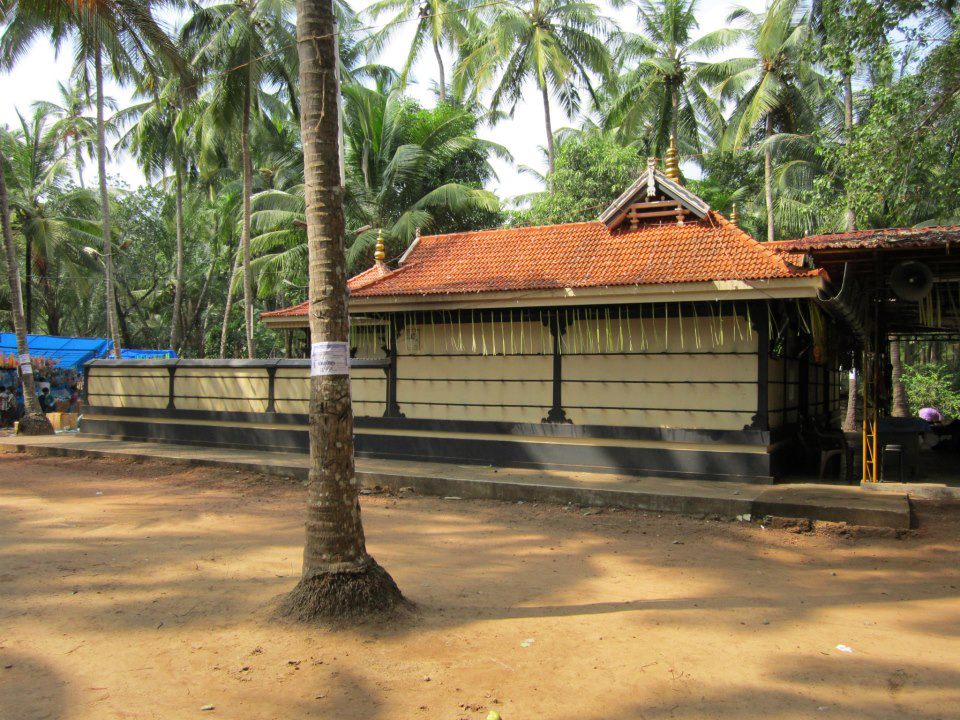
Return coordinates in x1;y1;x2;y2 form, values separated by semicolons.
388;303;761;357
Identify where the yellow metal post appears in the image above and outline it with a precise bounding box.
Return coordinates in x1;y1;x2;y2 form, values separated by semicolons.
861;349;880;483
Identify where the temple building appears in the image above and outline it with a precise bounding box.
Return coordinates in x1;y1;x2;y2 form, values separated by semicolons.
255;159;844;482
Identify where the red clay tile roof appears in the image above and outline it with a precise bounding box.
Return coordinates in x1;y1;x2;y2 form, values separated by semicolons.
262;212;819;318
262;300;308;318
769;226;960;253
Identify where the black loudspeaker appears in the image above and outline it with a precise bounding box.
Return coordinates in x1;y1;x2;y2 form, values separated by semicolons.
889;261;934;302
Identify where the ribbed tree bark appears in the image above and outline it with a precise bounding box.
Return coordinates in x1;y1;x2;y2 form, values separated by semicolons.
843;72;855;233
541;81;555;178
891;338;909;417
670;84;679;153
0;147;53;434
219;242;241;359
170;150;186;352
75;145;85;189
95;48;122;358
842;370;861;433
280;0;406;622
433;37;445;102
241;54;256;359
25;233;32;332
764;113;775;242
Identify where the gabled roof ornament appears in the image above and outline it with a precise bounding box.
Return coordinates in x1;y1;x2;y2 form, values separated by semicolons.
664;135;680;183
374;228;386;266
730;203;740;228
600;159;710;228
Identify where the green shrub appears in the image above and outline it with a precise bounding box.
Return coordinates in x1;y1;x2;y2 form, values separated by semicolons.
902;363;960;418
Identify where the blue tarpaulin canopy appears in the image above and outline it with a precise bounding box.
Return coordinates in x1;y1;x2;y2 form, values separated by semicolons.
0;333;176;371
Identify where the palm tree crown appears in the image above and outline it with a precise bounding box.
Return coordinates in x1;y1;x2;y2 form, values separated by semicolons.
604;0;737;158
699;0;827;240
455;0;612;176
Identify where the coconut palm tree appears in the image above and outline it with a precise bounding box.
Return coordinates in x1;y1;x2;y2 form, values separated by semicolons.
182;0;298;358
2;109;100;336
365;0;475;102
281;0;406;621
0;158;53;434
604;0;737;158
250;86;504;293
455;0;612;176
699;0;827;241
34;79;99;190
116;77;193;353
0;0;191;357
0;131;53;434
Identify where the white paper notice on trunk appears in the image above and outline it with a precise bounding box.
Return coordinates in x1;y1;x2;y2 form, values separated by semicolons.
310;341;350;376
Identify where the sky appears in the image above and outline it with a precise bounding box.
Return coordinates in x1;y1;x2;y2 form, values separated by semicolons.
0;0;766;201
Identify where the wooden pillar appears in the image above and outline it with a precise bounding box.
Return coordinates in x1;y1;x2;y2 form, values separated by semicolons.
166;365;177;410
384;315;404;417
82;363;91;405
799;352;810;419
823;364;832;424
266;365;277;413
750;301;769;431
543;310;571;424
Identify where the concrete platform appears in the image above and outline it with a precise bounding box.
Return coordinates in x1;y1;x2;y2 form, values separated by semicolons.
0;433;912;529
860;480;960;501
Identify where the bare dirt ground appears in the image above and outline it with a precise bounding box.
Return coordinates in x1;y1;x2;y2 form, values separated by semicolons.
1;454;958;720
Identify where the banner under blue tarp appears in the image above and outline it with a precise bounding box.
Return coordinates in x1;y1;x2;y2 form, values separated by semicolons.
119;348;178;360
0;333;176;371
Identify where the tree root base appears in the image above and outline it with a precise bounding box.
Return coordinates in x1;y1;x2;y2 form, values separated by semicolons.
18;413;54;436
278;559;411;624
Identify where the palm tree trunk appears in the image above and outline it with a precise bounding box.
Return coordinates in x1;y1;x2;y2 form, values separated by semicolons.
40;264;59;335
170;151;186;352
241;64;256;360
0;147;52;434
541;81;555;179
843;72;855;233
189;245;219;356
282;0;405;622
670;85;679;147
891;338;909;417
75;145;85;189
433;37;446;102
25;234;32;332
95;48;122;358
842;370;860;432
764;113;774;242
219;242;241;359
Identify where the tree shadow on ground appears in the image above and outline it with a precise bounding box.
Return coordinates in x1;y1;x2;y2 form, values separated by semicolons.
0;650;67;720
570;656;960;720
3;455;960;719
1;456;959;640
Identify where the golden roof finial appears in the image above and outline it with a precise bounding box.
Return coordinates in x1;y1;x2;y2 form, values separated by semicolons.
730;203;740;228
664;134;681;183
374;228;386;265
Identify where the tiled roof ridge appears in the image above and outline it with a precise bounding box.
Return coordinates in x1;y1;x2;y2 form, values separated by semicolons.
415;219;604;244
